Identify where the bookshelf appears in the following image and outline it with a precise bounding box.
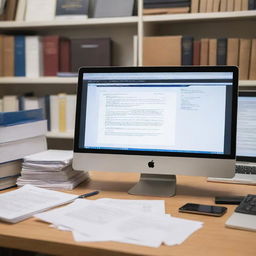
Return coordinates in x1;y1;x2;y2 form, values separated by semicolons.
1;0;256;145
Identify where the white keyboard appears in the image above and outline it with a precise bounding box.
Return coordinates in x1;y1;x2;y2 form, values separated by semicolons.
207;173;256;185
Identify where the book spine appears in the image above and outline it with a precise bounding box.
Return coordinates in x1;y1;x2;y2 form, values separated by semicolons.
206;0;214;12
217;38;227;65
241;0;248;10
44;95;51;131
220;0;227;11
234;0;242;11
50;95;59;132
43;36;59;76
58;94;67;132
239;38;251;80
227;38;239;66
59;38;71;72
212;0;221;12
15;35;26;77
200;38;209;65
227;0;234;11
248;0;256;9
249;39;256;80
208;39;217;65
0;35;3;76
191;0;199;13
25;36;42;77
199;0;207;12
3;36;14;76
182;36;193;65
193;40;200;65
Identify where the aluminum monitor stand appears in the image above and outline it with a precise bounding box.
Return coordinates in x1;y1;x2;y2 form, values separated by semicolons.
128;173;176;197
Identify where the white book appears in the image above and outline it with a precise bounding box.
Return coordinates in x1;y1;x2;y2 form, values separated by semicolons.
0;184;78;223
133;35;138;67
3;96;19;112
0;135;47;163
66;95;76;133
23;97;40;110
0;120;47;143
25;0;56;22
50;95;59;132
0;99;3;112
25;36;43;78
15;0;27;21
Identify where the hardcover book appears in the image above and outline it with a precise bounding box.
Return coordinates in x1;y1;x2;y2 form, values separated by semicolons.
217;38;227;65
0;109;44;126
182;36;193;65
42;36;59;76
15;36;25;77
143;35;182;66
3;36;14;77
71;38;112;72
55;0;89;19
91;0;134;18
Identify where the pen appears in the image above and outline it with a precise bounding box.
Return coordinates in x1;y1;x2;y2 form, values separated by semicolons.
78;190;100;198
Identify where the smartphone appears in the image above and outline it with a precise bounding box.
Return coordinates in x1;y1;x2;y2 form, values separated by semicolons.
179;203;227;217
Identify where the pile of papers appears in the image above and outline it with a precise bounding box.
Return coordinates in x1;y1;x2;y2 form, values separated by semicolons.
35;198;203;247
0;185;78;223
17;150;89;190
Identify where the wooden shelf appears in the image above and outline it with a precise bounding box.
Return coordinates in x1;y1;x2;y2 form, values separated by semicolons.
0;16;139;30
143;11;256;23
0;77;255;86
0;77;77;84
143;10;256;23
46;132;74;139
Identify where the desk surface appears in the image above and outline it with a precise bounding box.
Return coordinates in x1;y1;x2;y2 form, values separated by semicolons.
0;172;256;256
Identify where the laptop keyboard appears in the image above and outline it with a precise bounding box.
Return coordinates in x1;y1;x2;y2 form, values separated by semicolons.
235;165;256;175
235;194;256;216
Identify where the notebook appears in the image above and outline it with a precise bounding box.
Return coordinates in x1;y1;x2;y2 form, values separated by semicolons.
208;91;256;184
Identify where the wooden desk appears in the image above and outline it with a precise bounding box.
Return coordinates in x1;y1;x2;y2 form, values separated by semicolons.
0;172;255;256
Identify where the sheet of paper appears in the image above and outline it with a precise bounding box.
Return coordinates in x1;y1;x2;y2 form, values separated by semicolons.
96;198;166;215
0;184;77;223
35;198;203;248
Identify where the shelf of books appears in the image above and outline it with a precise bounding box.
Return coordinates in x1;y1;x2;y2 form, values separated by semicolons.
0;17;139;30
143;10;256;23
0;77;77;84
0;78;254;87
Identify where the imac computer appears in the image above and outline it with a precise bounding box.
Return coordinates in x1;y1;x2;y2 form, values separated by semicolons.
73;66;238;197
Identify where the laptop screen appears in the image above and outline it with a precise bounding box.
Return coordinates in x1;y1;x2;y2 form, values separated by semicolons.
237;91;256;161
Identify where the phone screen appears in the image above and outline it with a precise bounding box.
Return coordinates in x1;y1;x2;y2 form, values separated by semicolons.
179;203;227;216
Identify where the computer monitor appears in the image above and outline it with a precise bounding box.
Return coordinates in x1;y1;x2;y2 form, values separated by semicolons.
73;66;238;197
236;91;256;161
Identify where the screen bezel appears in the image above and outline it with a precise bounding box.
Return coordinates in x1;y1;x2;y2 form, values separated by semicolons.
236;91;256;162
74;66;238;160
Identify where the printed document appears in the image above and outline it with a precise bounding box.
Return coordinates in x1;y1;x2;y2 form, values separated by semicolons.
0;185;77;223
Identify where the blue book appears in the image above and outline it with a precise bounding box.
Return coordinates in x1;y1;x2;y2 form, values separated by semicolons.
0;109;44;126
15;35;26;77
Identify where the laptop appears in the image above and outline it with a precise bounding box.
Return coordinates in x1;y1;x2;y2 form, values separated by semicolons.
208;91;256;184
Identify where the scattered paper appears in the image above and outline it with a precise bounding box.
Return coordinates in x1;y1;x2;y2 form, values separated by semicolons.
35;198;203;247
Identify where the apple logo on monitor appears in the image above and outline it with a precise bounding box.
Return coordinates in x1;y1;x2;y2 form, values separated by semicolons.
148;160;155;168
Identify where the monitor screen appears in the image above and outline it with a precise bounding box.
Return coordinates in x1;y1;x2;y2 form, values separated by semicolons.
73;66;238;196
75;67;237;159
237;92;256;161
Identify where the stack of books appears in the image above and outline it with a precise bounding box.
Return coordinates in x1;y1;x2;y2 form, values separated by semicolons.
0;109;47;190
143;0;191;15
17;150;89;190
